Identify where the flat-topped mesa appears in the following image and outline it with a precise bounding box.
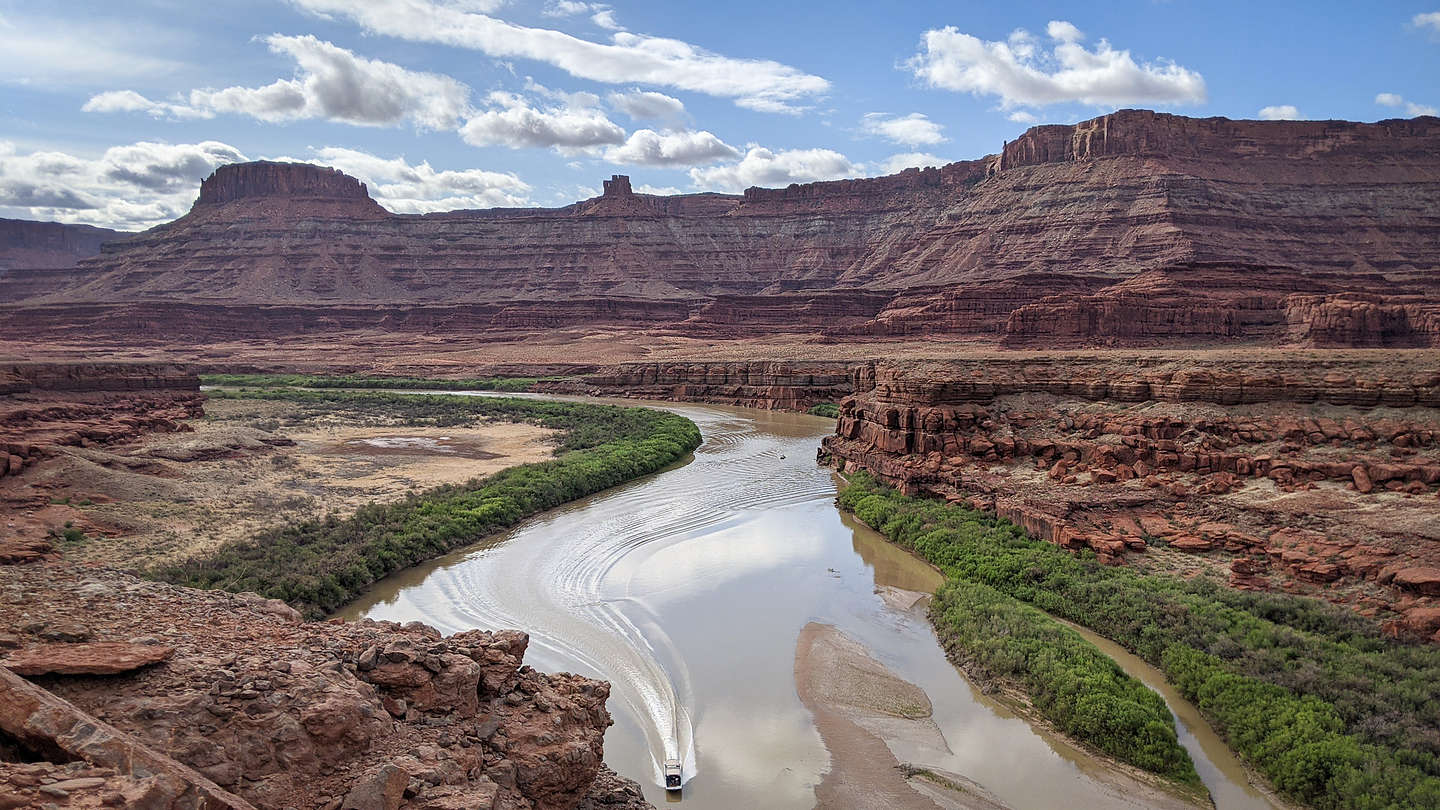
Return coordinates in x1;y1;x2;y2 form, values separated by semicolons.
0;218;126;269
190;161;389;219
999;109;1440;174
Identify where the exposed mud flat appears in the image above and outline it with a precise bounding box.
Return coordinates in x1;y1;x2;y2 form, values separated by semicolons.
795;622;1006;810
1;397;556;568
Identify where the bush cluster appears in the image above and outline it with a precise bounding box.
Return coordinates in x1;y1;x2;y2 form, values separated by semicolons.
838;472;1440;809
806;402;840;418
157;390;701;618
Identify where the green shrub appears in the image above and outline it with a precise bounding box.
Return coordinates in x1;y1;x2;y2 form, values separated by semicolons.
154;390;701;618
807;402;840;418
837;472;1440;809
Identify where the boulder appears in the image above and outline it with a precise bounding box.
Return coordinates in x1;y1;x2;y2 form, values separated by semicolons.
340;764;408;810
1169;535;1215;553
1393;567;1440;596
1;642;172;676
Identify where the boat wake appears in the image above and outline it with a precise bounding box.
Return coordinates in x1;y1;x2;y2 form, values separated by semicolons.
348;403;829;788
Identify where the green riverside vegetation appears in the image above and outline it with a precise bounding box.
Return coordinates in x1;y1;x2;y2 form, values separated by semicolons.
932;578;1200;784
158;389;700;618
199;373;561;392
806;402;840;418
838;472;1440;810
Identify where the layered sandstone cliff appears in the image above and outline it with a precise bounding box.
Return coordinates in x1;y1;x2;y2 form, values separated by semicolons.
574;361;855;409
3;111;1437;347
822;355;1440;637
0;218;124;270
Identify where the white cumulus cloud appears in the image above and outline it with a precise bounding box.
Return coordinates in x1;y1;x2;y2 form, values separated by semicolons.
635;183;683;195
0;140;248;229
86;35;471;130
689;146;860;192
1376;92;1438;117
1413;11;1440;35
288;0;829;112
1257;105;1301;120
603;129;739;167
909;20;1206;110
82;90;212;119
460;91;627;151
294;148;532;211
874;152;950;174
861;112;947;145
609;90;687;124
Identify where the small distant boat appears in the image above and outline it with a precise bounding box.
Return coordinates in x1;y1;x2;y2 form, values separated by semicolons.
664;758;683;791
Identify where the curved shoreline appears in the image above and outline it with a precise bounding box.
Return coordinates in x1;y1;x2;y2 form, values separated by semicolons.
155;388;702;617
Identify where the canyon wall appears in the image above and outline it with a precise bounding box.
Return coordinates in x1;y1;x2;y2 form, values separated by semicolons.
0;218;124;269
2;110;1436;348
0;218;128;301
573;361;856;409
822;355;1440;639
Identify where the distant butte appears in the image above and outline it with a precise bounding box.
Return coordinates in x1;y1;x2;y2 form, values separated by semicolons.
1;109;1438;348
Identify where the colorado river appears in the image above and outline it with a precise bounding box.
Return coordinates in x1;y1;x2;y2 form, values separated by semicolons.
340;399;1282;809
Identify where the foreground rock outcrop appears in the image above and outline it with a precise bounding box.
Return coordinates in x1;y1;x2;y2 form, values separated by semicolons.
822;355;1440;635
0;559;649;810
2;110;1436;348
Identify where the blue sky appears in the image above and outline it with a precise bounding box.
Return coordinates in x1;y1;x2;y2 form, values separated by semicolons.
1;0;1437;229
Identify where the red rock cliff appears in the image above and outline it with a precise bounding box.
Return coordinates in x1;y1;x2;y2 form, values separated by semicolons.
823;354;1440;636
5;111;1438;347
999;109;1440;170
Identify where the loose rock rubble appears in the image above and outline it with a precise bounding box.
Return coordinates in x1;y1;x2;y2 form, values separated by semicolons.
0;559;651;810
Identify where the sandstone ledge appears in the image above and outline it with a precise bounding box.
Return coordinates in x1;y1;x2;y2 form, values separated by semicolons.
824;357;1440;635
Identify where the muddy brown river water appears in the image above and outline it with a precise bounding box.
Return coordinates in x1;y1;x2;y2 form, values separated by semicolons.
339;398;1284;809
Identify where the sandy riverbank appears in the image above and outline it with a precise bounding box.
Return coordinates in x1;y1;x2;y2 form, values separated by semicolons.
794;621;1011;810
